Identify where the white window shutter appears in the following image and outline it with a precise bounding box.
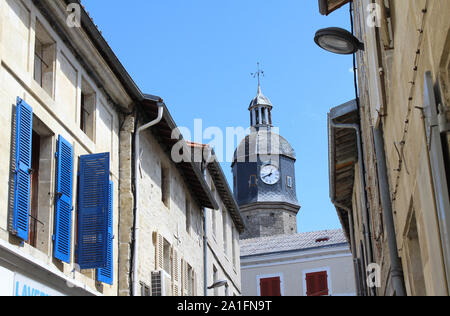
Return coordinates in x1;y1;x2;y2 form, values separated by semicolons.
154;232;164;271
181;259;189;296
171;247;179;296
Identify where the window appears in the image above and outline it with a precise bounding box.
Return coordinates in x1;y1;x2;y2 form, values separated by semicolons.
161;165;171;208
140;282;151;296
249;175;257;188
185;198;191;234
163;239;172;276
259;277;281;296
404;210;426;296
222;208;228;255
187;264;194;296
33;20;55;97
211;182;217;237
28;131;40;248
23;113;54;254
232;225;237;268
11;99;76;261
80;79;96;141
287;176;293;188
212;210;217;238
315;237;330;243
305;271;329;296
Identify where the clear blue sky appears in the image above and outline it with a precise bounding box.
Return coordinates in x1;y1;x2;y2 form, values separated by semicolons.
84;0;355;233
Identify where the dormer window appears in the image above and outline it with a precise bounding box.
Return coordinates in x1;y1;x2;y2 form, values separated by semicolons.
315;237;330;243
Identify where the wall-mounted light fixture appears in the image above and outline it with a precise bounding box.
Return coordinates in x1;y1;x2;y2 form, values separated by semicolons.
208;280;228;290
314;27;364;55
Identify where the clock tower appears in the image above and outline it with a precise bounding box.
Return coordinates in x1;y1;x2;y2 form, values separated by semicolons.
232;82;301;240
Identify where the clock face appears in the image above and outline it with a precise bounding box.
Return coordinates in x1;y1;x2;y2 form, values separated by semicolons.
260;165;280;185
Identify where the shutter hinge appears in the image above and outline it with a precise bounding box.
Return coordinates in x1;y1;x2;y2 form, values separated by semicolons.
52;234;56;241
55;152;59;159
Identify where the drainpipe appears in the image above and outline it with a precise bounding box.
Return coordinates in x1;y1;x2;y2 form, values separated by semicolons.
131;103;164;296
331;200;363;296
203;207;208;296
202;150;212;296
373;126;407;296
329;121;374;275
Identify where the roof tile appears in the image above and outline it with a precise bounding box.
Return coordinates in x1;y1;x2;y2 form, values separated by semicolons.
240;229;348;257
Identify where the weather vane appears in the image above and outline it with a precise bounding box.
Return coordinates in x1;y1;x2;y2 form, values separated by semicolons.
251;62;265;87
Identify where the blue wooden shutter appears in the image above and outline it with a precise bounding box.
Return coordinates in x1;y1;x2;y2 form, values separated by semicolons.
54;135;74;263
13;98;33;241
77;153;110;269
98;181;113;285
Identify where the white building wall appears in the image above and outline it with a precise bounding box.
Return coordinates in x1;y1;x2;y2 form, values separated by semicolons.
241;246;356;296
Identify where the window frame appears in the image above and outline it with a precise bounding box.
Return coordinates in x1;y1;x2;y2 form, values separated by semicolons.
33;19;56;98
302;267;331;296
287;176;293;188
256;273;284;296
161;165;171;209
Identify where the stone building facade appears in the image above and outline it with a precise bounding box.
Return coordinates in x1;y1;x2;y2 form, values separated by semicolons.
324;0;450;296
0;0;128;296
120;125;217;297
0;0;245;297
200;144;245;296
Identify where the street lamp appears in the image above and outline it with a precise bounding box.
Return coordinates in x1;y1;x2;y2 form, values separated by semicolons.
208;280;228;290
314;27;364;55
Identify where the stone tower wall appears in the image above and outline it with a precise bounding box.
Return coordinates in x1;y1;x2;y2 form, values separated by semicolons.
240;204;299;239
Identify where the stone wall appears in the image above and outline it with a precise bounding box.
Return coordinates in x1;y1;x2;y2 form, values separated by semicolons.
0;0;129;296
351;0;450;296
240;204;299;239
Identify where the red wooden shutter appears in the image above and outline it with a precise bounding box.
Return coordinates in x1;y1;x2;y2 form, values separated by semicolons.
317;272;329;296
306;271;328;296
260;277;281;296
271;278;281;296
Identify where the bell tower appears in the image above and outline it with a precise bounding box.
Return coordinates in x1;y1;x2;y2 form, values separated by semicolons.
232;66;301;239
